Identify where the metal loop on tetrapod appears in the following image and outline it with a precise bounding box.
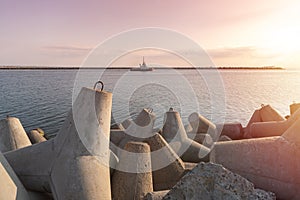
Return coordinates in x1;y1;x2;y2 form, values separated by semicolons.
93;81;104;91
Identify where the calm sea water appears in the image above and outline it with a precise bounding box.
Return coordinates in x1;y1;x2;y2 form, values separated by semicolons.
1;69;300;138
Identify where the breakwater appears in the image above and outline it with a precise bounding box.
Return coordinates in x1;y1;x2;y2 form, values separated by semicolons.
1;82;300;199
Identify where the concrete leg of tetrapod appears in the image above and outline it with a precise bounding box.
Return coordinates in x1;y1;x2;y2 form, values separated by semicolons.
144;133;185;191
28;129;47;144
112;141;153;200
248;107;300;138
211;117;300;200
162;108;210;163
0;117;32;153
5;87;113;200
0;151;30;200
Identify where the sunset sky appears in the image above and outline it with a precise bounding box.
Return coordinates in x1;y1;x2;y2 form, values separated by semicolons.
1;0;300;68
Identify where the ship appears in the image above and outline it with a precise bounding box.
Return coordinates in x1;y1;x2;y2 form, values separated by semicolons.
130;57;153;71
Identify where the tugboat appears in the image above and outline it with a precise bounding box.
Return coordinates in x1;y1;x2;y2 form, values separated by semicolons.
130;57;153;71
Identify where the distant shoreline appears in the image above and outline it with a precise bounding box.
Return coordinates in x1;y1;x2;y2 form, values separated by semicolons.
0;66;285;70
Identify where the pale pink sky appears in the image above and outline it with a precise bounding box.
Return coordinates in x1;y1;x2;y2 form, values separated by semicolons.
1;0;300;68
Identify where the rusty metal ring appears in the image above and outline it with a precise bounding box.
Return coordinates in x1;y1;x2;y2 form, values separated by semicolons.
93;81;104;91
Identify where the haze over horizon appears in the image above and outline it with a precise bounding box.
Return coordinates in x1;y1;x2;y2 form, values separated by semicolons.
1;0;300;69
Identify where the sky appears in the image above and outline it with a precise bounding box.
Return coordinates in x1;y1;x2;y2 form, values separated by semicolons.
1;0;300;68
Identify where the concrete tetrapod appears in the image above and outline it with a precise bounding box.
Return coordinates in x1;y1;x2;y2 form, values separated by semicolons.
124;108;156;139
259;104;285;122
112;141;153;200
28;129;47;144
161;108;210;163
111;108;156;156
244;104;285;138
218;135;232;142
189;112;216;134
217;122;244;140
247;106;300;138
144;133;185;191
187;113;218;147
186;133;214;149
0;151;30;200
0;117;31;153
4;87;113;200
110;129;126;155
1;151;51;199
244;109;261;133
187;133;206;144
120;118;132;130
290;102;300;115
144;190;169;200
210;116;300;200
27;191;53;200
110;108;155;148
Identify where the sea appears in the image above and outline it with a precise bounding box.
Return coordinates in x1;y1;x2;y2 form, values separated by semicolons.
1;68;300;138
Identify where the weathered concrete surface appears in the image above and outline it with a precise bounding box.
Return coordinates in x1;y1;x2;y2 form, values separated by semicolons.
188;112;216;134
259;104;285;122
0;151;30;200
218;135;232;142
119;118;132;130
4;140;55;192
184;162;197;172
0;117;31;152
135;108;155;127
244;105;285;138
110;129;144;158
112;131;185;191
247;106;300;138
112;141;153;200
109;150;119;175
290;102;300;115
117;135;144;151
4;87;113;200
187;133;214;149
50;87;113;200
28;129;47;144
52;155;111;200
110;130;126;147
244;109;261;132
144;190;169;200
282;114;300;145
161;108;210;163
163;162;276;200
111;109;156;152
144;133;185;191
211;117;300;200
217;122;243;140
187;112;218;143
27;191;53;200
248;121;288;138
125;108;156;139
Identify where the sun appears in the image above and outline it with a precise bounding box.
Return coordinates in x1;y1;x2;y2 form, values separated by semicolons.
260;1;300;55
265;28;300;54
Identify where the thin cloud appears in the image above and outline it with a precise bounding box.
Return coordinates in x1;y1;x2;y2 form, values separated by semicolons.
41;45;94;59
208;46;255;57
43;45;93;52
207;46;279;59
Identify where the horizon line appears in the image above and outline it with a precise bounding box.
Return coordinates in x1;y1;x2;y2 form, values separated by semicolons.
0;65;285;70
